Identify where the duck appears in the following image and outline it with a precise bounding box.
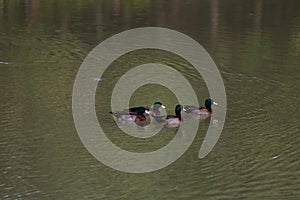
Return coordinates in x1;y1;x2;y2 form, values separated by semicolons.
183;98;218;115
153;104;183;127
125;102;166;116
109;107;147;122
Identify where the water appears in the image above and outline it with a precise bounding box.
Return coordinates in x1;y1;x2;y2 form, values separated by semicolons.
1;0;300;199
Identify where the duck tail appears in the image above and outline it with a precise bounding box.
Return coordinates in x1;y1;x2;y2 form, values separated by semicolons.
182;105;192;113
109;111;120;117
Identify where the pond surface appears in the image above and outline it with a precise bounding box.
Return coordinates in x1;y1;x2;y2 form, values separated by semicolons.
1;0;300;199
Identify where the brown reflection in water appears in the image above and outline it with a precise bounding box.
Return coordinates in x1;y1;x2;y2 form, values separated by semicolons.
25;0;39;26
210;0;219;51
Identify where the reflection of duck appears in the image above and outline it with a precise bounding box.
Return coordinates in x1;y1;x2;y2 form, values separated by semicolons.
183;99;217;115
125;102;165;116
154;104;183;127
110;107;147;122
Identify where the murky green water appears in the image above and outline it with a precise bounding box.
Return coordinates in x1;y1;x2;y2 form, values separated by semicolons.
1;0;300;199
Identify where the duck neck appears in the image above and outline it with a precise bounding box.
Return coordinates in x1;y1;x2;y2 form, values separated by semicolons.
175;113;181;120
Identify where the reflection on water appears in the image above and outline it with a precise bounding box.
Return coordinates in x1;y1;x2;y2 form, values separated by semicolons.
1;0;300;199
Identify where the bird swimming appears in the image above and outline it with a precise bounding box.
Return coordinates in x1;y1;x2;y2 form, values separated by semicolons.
153;104;183;127
183;98;217;115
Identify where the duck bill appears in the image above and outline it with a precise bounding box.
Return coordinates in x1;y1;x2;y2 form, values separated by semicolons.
213;102;218;105
161;105;166;109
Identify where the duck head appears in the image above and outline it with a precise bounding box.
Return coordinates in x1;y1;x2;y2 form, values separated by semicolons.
136;107;147;115
175;104;183;116
153;102;166;110
205;99;218;111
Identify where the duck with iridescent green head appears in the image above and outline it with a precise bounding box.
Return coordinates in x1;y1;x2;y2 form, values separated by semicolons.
183;98;218;115
153;104;183;127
